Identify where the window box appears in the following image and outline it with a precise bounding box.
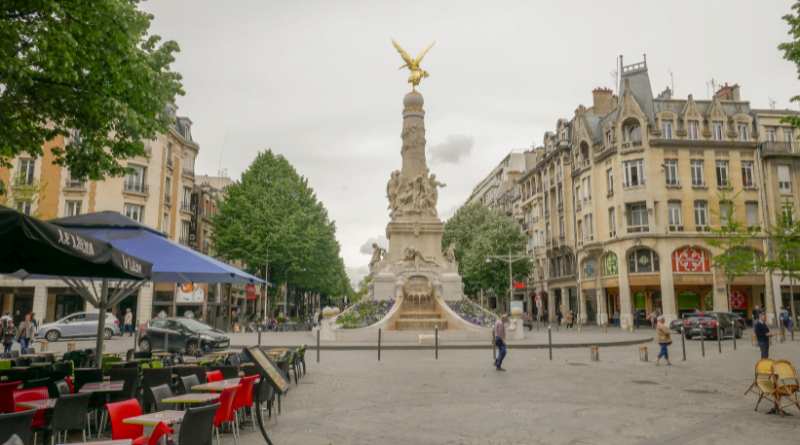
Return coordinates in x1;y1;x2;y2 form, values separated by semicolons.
668;225;684;232
627;225;650;233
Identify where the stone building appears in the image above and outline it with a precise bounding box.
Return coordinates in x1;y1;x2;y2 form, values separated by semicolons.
472;56;797;328
0;102;249;330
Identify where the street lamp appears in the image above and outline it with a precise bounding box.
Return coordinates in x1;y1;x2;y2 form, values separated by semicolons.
486;250;531;311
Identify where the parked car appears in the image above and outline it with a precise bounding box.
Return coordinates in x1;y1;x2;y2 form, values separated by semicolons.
670;313;694;333
682;313;743;340
36;312;120;342
138;317;230;356
706;311;747;331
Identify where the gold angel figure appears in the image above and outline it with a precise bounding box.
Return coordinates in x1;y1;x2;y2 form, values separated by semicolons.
392;39;435;90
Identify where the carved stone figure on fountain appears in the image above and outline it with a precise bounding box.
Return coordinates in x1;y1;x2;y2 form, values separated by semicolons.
387;170;401;217
443;243;458;272
403;245;437;273
368;243;386;274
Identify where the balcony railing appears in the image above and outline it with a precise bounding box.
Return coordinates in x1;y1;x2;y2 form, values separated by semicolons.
181;201;191;212
761;141;798;156
609;230;617;238
164;194;171;204
65;180;84;189
666;180;680;187
182;168;195;178
179;237;188;246
627;225;650;233
166;158;174;168
123;183;149;194
696;225;711;232
580;159;590;169
669;225;684;232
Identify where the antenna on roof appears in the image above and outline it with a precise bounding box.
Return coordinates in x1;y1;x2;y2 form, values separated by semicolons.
667;69;674;96
217;128;229;184
768;97;776;110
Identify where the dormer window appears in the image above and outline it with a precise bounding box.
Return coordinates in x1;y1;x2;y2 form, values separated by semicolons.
712;123;723;141
688;121;699;140
627;125;641;141
184;123;191;140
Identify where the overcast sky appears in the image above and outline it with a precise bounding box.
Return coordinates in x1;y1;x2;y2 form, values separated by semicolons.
140;0;800;287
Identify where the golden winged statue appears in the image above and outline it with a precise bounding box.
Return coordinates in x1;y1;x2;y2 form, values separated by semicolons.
392;39;435;91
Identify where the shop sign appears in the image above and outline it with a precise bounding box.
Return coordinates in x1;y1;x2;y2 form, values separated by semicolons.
176;283;204;304
672;248;710;272
189;192;199;244
603;253;618;276
246;286;256;300
677;290;700;309
704;291;713;309
729;290;747;309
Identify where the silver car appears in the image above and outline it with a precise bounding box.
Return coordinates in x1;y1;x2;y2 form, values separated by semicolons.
35;311;121;342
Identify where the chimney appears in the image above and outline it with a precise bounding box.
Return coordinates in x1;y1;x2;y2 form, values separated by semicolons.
591;87;614;115
715;83;740;101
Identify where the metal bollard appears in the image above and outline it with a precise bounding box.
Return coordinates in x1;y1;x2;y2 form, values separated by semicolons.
164;331;169;353
751;335;757;347
590;346;599;361
316;329;320;363
577;325;581;332
548;326;553;361
67;343;76;352
732;319;736;350
603;325;608;333
493;338;497;360
629;326;634;333
537;318;540;332
701;331;705;357
639;346;648;362
258;327;262;347
716;323;721;354
378;328;381;362
681;327;686;361
435;325;438;360
40;342;49;352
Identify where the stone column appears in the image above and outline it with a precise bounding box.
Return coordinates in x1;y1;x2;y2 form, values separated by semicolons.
561;287;570;314
547;286;556;323
579;288;588;324
768;273;781;327
712;267;730;312
618;250;633;329
660;264;677;324
137;284;153;328
33;283;47;324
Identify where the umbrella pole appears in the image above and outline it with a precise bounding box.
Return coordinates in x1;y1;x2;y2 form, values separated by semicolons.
95;278;109;370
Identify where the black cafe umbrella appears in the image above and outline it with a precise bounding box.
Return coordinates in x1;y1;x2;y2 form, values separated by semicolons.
0;205;153;367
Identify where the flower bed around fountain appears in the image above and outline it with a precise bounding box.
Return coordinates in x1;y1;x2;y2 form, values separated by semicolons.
446;300;497;327
336;300;395;329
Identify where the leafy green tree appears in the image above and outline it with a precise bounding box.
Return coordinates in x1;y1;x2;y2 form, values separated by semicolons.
443;203;532;312
0;0;184;195
763;201;800;330
212;150;350;314
703;185;760;313
353;274;373;303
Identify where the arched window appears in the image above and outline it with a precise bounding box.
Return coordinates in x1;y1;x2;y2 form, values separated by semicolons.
628;125;641;141
583;258;597;278
628;249;660;273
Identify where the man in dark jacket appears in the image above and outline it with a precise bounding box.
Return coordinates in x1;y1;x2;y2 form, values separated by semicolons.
754;313;773;359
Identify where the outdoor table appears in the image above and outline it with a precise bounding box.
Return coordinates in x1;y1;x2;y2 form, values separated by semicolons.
104;376;111;381
15;398;57;410
268;348;290;353
30;351;57;356
11;366;30;370
205;350;234;357
123;410;185;445
71;440;132;445
79;381;124;393
151;352;173;357
192;377;242;392
102;351;119;356
161;393;220;404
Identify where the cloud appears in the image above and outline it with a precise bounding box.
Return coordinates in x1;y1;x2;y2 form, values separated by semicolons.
439;203;463;221
428;134;475;165
346;265;371;288
359;235;389;255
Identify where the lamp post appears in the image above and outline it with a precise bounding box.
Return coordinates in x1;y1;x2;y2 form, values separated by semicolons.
486;250;531;312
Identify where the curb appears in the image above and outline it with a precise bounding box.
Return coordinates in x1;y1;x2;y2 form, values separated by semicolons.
231;337;653;351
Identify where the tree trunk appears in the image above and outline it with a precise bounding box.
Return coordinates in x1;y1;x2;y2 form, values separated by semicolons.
790;277;796;333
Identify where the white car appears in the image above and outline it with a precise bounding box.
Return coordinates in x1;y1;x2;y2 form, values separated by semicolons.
35;312;121;342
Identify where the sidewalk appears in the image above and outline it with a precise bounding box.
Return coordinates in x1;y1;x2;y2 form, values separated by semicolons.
229;324;655;350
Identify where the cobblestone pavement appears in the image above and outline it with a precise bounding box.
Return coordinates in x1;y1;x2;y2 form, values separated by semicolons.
233;336;800;445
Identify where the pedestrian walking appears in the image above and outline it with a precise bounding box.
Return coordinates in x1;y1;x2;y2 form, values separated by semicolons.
566;310;574;330
313;309;321;327
2;320;17;353
655;315;672;365
648;310;657;329
0;312;10;329
780;306;790;330
752;305;761;324
556;309;563;326
754;312;773;359
614;310;620;327
541;309;549;323
16;314;34;353
121;308;134;336
492;314;509;371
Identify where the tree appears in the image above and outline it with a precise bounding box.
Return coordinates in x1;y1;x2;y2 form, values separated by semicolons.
703;185;760;314
212;150;350;315
763;201;800;330
0;171;49;219
354;274;373;303
0;1;184;195
443;203;532;312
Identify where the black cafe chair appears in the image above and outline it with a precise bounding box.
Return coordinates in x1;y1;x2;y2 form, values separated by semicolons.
176;403;219;445
0;410;35;445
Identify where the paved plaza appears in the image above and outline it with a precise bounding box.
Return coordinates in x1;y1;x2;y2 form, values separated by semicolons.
253;336;800;445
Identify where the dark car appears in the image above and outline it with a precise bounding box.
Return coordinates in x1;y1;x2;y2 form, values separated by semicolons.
706;311;747;331
670;313;694;333
138;317;230;356
682;313;743;340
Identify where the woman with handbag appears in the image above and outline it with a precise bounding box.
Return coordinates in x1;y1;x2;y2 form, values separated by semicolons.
655;315;672;365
